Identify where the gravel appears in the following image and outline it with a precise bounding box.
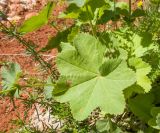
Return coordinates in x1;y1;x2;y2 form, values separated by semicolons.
30;104;63;131
0;0;7;5
0;0;38;21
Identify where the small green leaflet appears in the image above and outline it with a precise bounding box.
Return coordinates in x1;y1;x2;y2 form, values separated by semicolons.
148;107;160;130
55;33;136;121
96;118;122;133
96;119;111;132
1;63;22;97
44;77;54;99
129;58;152;92
19;2;54;33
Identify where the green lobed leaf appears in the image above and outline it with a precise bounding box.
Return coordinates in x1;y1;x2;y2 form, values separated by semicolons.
97;10;114;24
97;2;129;24
55;33;136;120
148;107;160;130
132;33;154;57
123;84;144;99
96;119;111;132
44;77;54;99
96;118;122;133
132;9;146;18
128;93;154;122
87;0;106;13
129;58;152;92
60;42;75;52
59;3;81;19
150;0;160;4
1;63;22;97
116;2;128;9
40;28;72;52
110;30;154;58
53;76;71;96
63;0;107;22
19;2;54;33
67;26;80;42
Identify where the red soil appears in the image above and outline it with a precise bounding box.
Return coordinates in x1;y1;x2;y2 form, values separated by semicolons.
0;97;33;132
0;25;55;133
0;2;68;132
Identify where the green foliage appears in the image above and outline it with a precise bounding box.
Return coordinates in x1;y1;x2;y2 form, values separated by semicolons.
40;27;74;52
19;2;54;33
1;0;160;132
150;0;160;4
55;33;136;120
0;63;22;97
67;0;86;7
96;118;122;133
148;107;160;130
128;94;154;122
129;58;152;92
44;77;54;99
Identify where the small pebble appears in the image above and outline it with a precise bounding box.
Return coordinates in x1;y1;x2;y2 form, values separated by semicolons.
25;12;38;20
0;0;39;22
0;0;7;5
7;15;21;21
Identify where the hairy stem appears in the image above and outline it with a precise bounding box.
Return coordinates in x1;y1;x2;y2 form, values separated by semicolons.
86;5;97;37
0;21;58;80
129;0;132;16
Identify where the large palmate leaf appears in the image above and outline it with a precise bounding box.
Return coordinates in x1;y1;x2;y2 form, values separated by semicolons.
19;2;54;33
129;58;152;92
55;33;136;120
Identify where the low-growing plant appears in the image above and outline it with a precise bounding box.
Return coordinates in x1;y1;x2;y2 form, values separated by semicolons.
0;0;160;132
